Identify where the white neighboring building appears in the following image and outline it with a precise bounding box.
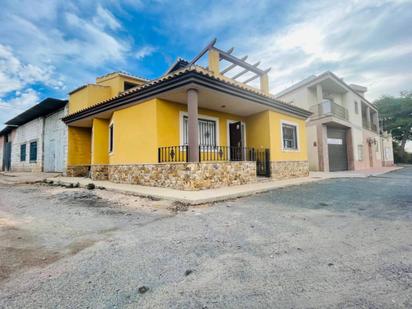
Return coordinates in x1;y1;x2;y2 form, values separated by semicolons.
276;71;394;171
0;98;68;172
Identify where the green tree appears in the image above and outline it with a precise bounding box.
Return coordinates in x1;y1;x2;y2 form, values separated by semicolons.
375;91;412;161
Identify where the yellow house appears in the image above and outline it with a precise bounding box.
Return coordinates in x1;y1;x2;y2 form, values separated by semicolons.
62;41;311;190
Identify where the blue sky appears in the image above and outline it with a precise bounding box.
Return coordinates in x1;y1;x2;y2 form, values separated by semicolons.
1;0;412;128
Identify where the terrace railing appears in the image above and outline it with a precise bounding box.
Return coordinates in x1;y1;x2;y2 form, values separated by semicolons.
310;99;348;121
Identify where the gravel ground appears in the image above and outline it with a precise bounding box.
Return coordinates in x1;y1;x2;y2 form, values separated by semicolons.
0;167;411;308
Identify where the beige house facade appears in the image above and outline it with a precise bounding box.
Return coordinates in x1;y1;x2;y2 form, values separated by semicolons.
276;71;394;171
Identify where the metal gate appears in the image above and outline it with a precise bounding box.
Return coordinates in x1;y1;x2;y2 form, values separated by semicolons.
327;127;348;171
2;142;11;171
255;148;271;177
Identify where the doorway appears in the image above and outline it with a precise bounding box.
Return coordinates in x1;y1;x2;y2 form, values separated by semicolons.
327;127;348;171
228;121;245;161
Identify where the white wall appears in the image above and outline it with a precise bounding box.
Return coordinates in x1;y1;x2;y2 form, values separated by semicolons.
44;107;68;172
11;118;44;172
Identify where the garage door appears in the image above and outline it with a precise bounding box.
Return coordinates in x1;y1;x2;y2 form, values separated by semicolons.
327;127;348;172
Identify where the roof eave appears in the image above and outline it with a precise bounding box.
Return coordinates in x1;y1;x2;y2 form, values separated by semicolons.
63;71;311;124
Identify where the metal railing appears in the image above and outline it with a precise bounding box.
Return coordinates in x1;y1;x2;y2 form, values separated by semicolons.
158;145;266;163
158;145;189;162
310;99;348;121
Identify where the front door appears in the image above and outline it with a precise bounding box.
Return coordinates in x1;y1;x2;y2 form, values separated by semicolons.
3;142;11;171
229;121;242;160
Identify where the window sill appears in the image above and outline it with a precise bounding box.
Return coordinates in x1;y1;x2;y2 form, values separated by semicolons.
281;148;300;153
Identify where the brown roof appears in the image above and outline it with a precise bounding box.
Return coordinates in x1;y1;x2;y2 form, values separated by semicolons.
63;65;311;123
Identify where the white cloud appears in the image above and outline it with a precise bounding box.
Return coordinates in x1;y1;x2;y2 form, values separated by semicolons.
135;46;156;59
93;4;121;30
0;44;62;96
0;88;40;124
228;0;412;100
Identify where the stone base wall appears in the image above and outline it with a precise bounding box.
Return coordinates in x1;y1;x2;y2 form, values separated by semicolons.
108;161;256;191
271;160;309;179
66;165;90;177
91;165;109;180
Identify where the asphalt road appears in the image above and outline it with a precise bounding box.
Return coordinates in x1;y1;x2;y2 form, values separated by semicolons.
0;167;411;308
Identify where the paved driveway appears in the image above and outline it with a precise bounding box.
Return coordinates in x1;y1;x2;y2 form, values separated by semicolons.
0;167;411;308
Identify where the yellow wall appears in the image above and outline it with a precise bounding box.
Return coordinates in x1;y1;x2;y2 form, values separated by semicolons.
96;74;145;97
109;99;158;164
156;99;245;147
69;85;111;114
67;126;92;165
268;111;308;161
245;111;271;149
68;73;145;115
91;118;109;164
67;97;308;166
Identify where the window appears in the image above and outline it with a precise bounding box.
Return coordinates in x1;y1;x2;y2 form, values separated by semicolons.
20;144;26;161
182;116;217;146
354;101;359;114
109;124;114;153
29;141;37;162
124;81;138;91
358;145;363;161
282;123;298;150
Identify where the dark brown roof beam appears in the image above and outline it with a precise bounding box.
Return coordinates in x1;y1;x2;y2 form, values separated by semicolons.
188;38;217;66
220;55;248;74
232;61;261;80
214;47;267;75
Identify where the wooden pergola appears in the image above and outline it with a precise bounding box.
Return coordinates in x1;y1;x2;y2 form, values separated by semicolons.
189;38;271;94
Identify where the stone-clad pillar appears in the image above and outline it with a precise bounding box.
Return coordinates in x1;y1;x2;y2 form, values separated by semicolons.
187;89;199;162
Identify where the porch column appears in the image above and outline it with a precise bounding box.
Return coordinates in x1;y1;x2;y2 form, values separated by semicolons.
366;106;371;130
316;84;323;103
187;88;199;162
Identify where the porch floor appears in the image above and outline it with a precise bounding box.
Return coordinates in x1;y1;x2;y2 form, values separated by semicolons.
46;166;401;205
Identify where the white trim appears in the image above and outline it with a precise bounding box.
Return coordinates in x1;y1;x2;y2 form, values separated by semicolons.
179;111;220;147
226;119;247;147
280;119;300;152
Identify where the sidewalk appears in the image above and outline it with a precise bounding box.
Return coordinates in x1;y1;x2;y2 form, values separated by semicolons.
0;172;60;185
45;166;402;205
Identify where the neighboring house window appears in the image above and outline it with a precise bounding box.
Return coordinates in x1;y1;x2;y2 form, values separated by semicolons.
358;145;363;161
20;144;26;161
109;124;114;153
182;115;217;146
354;101;359;114
29;141;37;162
282;123;298;150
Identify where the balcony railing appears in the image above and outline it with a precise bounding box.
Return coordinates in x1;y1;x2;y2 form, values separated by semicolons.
158;145;266;163
310;99;348;121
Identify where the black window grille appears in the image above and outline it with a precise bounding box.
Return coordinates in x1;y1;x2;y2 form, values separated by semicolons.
29;141;37;162
20;144;26;161
182;116;217;147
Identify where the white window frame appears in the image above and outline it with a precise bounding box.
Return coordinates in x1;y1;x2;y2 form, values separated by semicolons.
226;119;247;148
280;120;300;152
179;111;220;149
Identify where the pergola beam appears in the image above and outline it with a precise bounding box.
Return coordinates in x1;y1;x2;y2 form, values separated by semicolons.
243;74;260;84
213;47;267;75
232;61;261;80
221;55;248;74
188;38;217;66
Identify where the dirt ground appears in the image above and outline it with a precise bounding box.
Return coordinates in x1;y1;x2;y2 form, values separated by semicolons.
0;167;411;308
